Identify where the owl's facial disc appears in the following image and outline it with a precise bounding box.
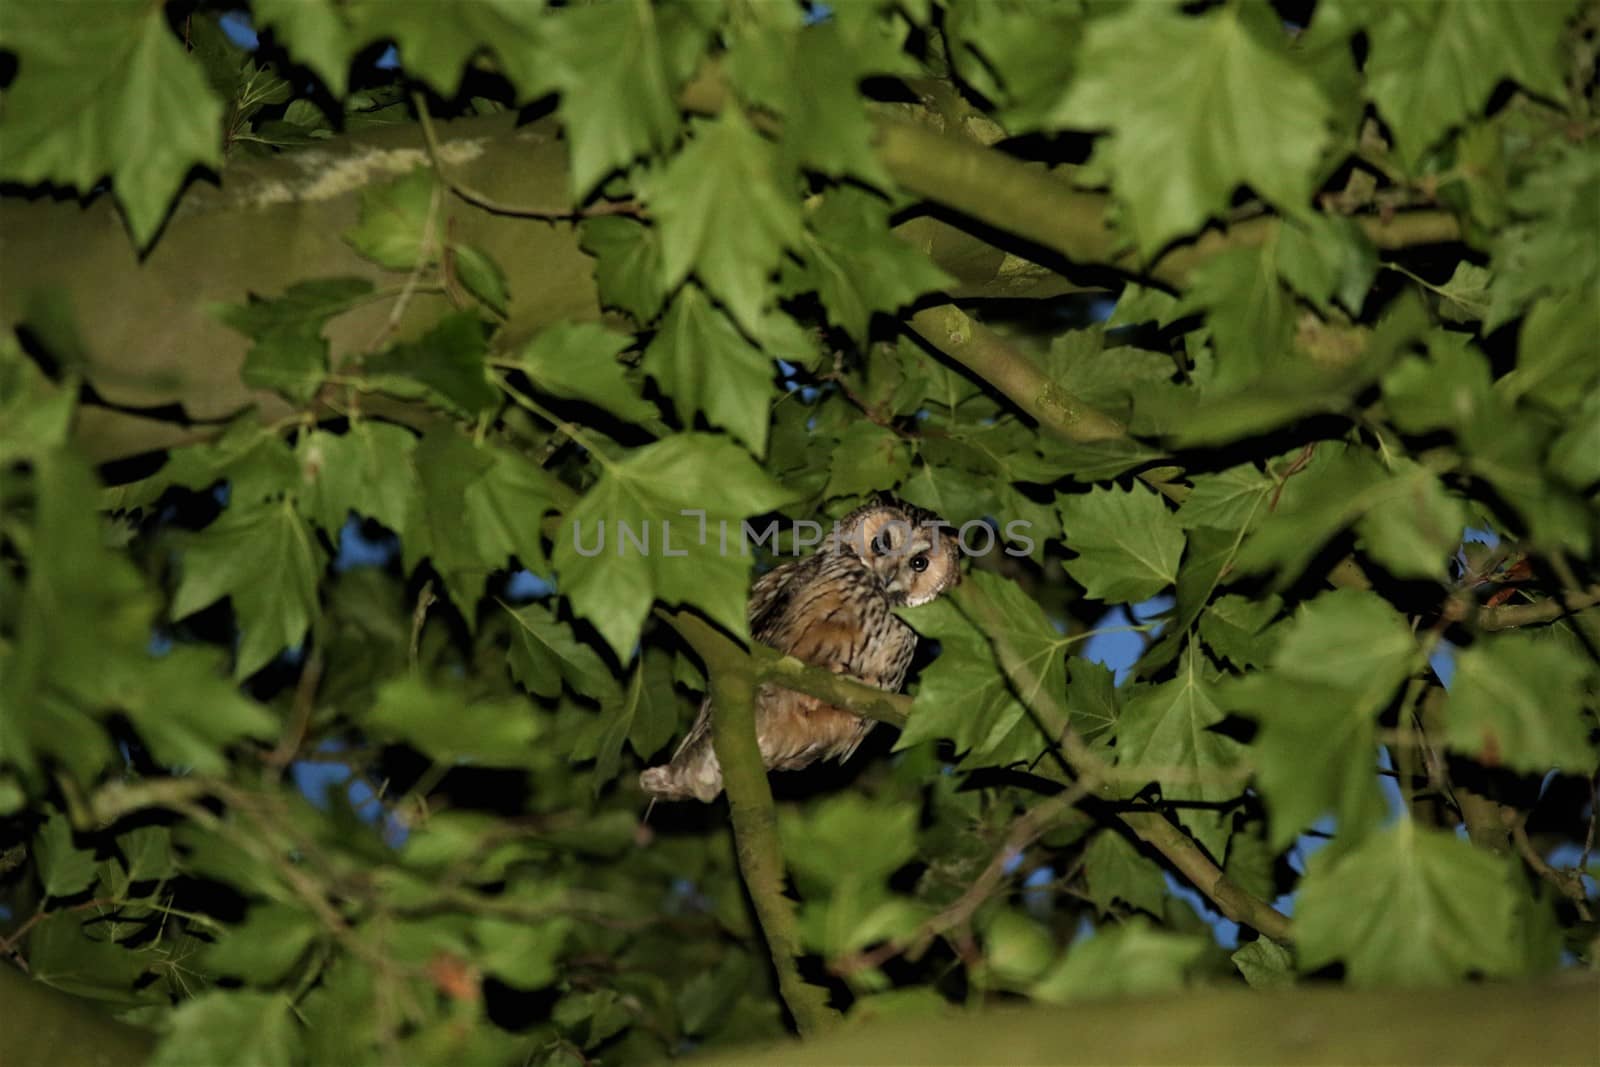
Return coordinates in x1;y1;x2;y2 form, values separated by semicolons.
851;506;961;606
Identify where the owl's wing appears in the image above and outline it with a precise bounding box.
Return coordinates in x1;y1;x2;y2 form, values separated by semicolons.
747;558;806;645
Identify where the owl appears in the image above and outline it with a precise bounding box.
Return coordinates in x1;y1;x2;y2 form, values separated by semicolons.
640;499;962;803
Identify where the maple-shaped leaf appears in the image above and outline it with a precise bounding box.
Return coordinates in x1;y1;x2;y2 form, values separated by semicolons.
512;321;658;426
1032;918;1206;1003
727;18;892;188
646;110;805;336
1117;645;1244;857
254;0;353;96
550;434;796;659
364;313;500;417
1060;484;1186;603
786;188;957;344
172;500;322;680
1082;830;1167;918
1176;462;1273;532
643;284;776;456
578;217;668;324
342;0;544;98
367;677;538;767
1298;820;1522;986
1360;0;1575;166
212;278;375;405
1228;589;1415;848
537;0;717;197
342;168;440;271
0;1;225;246
1445;632;1598;775
893;597;1029;765
503;601;620;707
825;422;913;501
1054;3;1332;255
574;649;679;791
295;422;419;538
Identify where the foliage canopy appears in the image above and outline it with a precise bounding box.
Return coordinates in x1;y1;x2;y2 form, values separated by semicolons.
1;1;1597;1064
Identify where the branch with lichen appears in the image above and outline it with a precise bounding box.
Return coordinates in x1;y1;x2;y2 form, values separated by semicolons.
657;611;839;1036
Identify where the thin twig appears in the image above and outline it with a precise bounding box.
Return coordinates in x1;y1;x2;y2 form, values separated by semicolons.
411;90;642;221
1511;818;1593;921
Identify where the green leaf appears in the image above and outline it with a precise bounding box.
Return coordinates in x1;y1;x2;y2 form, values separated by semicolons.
1549;388;1600;489
1228;590;1413;848
1298;820;1522;985
203;904;319;984
1176;463;1273;532
579;216;667;323
551;434;796;658
826;422;914;502
36;811;99;898
343;167;439;270
1199;594;1282;670
647;110;805;336
945;0;1081;132
449;242;510;317
1274;589;1417;706
1082;830;1167;918
345;0;544;99
0;1;225;246
536;0;713;197
1054;3;1332;255
894;597;1030;765
1032;918;1206;1003
368;677;538;766
1445;633;1597;775
781;793;918;895
1362;0;1574;166
513;321;657;425
1175;247;1292;392
1117;646;1244;857
984;909;1056;984
148;991;299;1067
503;601;620;705
172;500;321;680
477;912;572;991
789;187;955;344
295;422;418;538
1353;460;1466;579
101;646;279;773
254;0;352;96
212;278;373;405
1060;484;1186;603
461;447;564;576
728;19;892;188
1232;939;1295;990
585;649;678;787
1277;214;1377;316
1487;142;1600;327
1501;295;1600;413
364;312;500;417
643;284;776;455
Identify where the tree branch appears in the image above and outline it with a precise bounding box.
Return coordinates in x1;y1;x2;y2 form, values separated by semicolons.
659;611;839;1036
689;977;1600;1067
907;305;1129;444
952;582;1294;945
1474;586;1600;631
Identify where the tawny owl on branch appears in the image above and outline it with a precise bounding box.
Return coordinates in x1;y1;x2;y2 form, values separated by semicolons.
640;499;962;803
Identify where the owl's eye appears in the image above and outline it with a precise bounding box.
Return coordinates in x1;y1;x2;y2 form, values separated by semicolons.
909;554;929;573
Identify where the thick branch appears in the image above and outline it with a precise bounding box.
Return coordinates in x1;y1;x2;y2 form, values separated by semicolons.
875;115;1462;286
689;977;1600;1066
661;612;838;1036
907;305;1129;444
0;963;157;1067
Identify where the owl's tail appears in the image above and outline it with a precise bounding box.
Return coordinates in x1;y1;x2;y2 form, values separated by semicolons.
638;701;725;803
